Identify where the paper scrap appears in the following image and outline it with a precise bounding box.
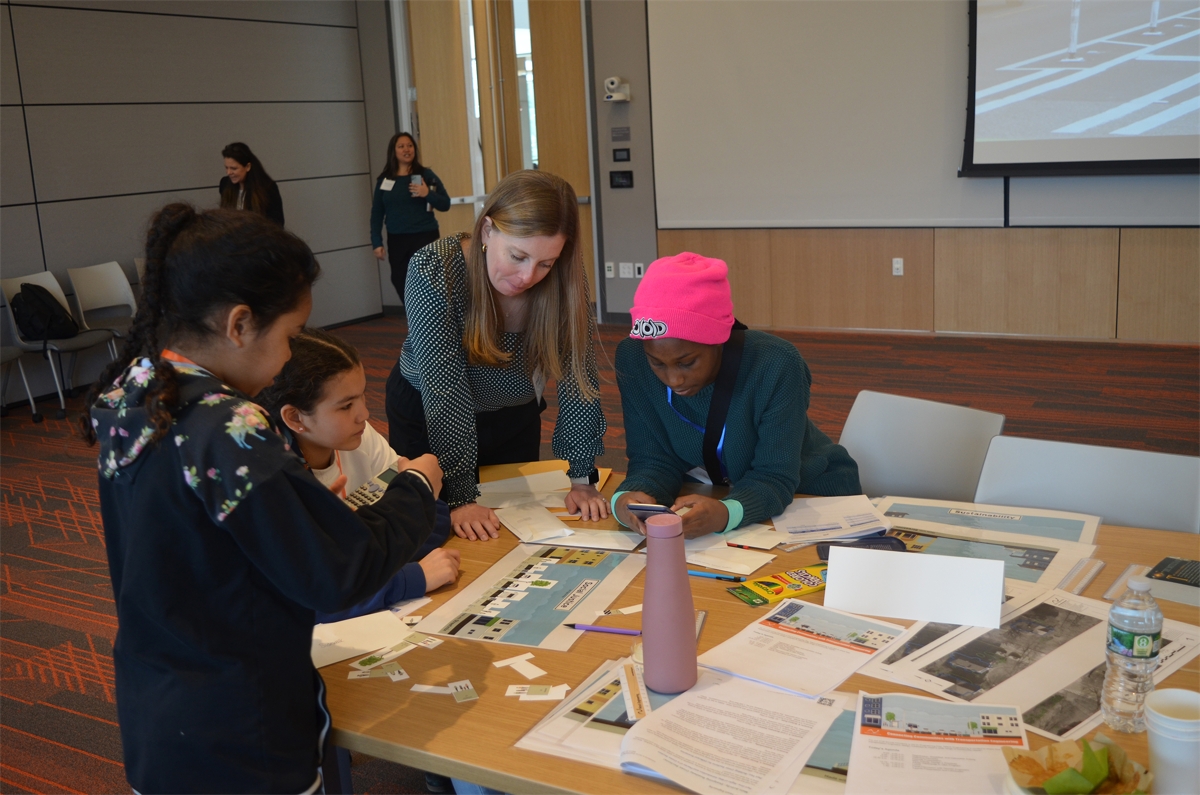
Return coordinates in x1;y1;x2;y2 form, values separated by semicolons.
494;652;536;668
312;610;413;668
824;545;1004;628
599;604;643;617
773;495;890;539
411;684;453;694
450;679;479;702
510;659;547;680
348;662;408;681
495;504;574;543
519;683;571;701
721;523;784;550
349;637;417;671
402;616;423;626
506;684;533;697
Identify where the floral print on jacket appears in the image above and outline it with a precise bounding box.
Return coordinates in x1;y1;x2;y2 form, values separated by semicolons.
93;358;290;526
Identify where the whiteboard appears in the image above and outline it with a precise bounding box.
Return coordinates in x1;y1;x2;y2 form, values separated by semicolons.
646;0;1004;227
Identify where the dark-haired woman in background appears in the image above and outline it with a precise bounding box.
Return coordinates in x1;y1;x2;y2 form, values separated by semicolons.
219;141;285;226
371;132;451;304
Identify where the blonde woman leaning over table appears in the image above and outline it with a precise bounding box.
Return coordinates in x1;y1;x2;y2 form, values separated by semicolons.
385;170;609;541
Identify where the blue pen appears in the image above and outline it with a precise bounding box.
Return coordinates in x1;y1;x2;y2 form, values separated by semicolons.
687;570;745;583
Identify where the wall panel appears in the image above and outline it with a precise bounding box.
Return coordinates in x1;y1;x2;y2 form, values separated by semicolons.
934;228;1119;338
1010;175;1200;228
23;1;358;27
407;0;472;199
25;102;369;201
11;4;363;104
1;4;20;104
0;204;44;277
308;246;382;328
0;104;33;205
656;229;773;327
1117;228;1200;343
279;175;374;257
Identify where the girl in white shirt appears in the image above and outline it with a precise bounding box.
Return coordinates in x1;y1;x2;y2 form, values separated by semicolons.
259;328;459;620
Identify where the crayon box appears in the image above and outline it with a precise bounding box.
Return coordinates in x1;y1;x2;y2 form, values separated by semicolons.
727;563;828;607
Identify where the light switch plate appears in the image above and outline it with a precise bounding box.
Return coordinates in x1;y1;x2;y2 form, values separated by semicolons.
619;262;634;279
892;258;904;276
605;262;615;278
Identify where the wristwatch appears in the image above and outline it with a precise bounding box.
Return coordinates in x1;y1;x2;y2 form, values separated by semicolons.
570;467;601;486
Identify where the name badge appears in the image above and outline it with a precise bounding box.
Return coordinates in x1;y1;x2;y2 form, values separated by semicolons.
380;178;395;191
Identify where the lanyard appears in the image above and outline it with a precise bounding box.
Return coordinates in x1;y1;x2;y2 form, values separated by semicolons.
666;387;728;481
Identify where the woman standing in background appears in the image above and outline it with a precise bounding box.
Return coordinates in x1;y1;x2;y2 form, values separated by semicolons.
218;142;284;226
371;132;451;305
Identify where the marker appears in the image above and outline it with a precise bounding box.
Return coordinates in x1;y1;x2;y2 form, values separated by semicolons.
564;623;642;636
687;570;745;582
726;542;758;550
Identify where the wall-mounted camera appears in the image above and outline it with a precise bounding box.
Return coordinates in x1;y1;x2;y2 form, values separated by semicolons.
604;76;630;102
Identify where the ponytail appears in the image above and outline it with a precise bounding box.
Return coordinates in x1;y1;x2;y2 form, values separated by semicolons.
81;203;320;445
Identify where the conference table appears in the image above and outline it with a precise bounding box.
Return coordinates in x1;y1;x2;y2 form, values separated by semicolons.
322;467;1200;794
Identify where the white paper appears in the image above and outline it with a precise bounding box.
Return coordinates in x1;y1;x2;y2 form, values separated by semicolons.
511;659;547;680
388;596;431;619
380;178;395;191
311;610;414;668
411;684;453;694
599;603;643;617
825;546;1005;628
412;544;646;651
477;471;572;508
495;504;574;543
541;527;644;551
773;495;891;538
687;543;776;575
722;523;785;550
879;589;1200;741
699;599;905;697
619;669;847;795
493;652;535;668
845;691;1027;795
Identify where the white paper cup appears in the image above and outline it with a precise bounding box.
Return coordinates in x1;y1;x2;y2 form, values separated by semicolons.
1144;689;1200;795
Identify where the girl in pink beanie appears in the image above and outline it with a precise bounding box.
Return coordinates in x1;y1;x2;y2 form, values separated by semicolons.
613;252;861;538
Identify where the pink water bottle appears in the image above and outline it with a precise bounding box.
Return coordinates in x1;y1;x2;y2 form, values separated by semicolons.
641;513;698;694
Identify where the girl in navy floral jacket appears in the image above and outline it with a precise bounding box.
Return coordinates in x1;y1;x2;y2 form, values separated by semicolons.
83;204;443;794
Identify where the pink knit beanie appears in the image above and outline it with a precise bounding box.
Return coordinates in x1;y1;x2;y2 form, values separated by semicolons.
629;252;734;345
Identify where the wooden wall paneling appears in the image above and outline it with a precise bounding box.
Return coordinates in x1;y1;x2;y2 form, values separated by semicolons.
528;0;595;298
656;229;773;327
493;0;523;177
768;229;934;332
1117;228;1200;343
407;0;474;237
472;0;500;190
934;228;1119;338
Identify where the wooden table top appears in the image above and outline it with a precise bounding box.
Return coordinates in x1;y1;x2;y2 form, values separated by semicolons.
323;467;1200;794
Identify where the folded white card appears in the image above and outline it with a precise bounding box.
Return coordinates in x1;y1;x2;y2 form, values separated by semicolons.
824;545;1004;628
495;504;573;543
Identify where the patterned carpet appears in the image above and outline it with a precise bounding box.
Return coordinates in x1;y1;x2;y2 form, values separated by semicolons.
1;316;1196;793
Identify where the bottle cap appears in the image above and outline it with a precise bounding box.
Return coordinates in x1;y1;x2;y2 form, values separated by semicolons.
1127;576;1152;592
645;513;683;538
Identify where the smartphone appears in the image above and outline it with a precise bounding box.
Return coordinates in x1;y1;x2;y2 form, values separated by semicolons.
410;174;424;186
816;535;907;560
626;503;675;521
344;466;400;509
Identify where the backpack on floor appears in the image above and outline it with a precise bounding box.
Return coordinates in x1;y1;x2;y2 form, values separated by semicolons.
11;282;79;341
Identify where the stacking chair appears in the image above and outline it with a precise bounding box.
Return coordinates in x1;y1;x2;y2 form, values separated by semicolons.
975;436;1200;534
1;272;115;419
68;261;137;347
1;346;42;422
838;390;1006;501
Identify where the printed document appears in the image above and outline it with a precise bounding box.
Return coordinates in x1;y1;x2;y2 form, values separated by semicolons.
698;599;904;696
619;668;847;795
772;495;891;541
874;497;1099;545
845;691;1027;795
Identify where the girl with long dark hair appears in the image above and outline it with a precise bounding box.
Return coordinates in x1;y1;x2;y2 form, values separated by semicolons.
82;204;441;792
219;141;285;226
370;132;451;303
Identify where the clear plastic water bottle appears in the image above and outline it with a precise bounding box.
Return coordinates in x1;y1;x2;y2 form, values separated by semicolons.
1101;576;1163;733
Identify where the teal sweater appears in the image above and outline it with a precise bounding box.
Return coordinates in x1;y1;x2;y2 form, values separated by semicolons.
614;332;860;528
370;168;451;247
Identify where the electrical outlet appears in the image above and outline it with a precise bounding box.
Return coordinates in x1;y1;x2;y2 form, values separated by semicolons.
619;262;634;279
605;262;615;279
892;257;904;276
634;263;645;278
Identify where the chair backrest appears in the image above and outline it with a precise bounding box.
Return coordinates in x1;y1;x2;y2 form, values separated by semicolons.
1;270;71;313
67;261;137;318
838;390;1006;501
975;436;1200;534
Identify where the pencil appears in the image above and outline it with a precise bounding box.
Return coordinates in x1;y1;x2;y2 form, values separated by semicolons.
686;570;745;582
563;623;642;636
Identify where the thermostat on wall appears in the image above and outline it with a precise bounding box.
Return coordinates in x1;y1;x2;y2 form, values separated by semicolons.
610;170;634;189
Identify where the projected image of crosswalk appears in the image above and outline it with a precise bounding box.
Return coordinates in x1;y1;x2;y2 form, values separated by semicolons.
975;0;1200;140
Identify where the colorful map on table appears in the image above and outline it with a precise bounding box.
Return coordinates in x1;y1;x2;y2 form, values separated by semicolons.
413;544;646;651
876;497;1098;544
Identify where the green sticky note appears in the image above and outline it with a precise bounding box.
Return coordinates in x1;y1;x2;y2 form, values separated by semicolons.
1042;767;1095;795
1079;740;1109;789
